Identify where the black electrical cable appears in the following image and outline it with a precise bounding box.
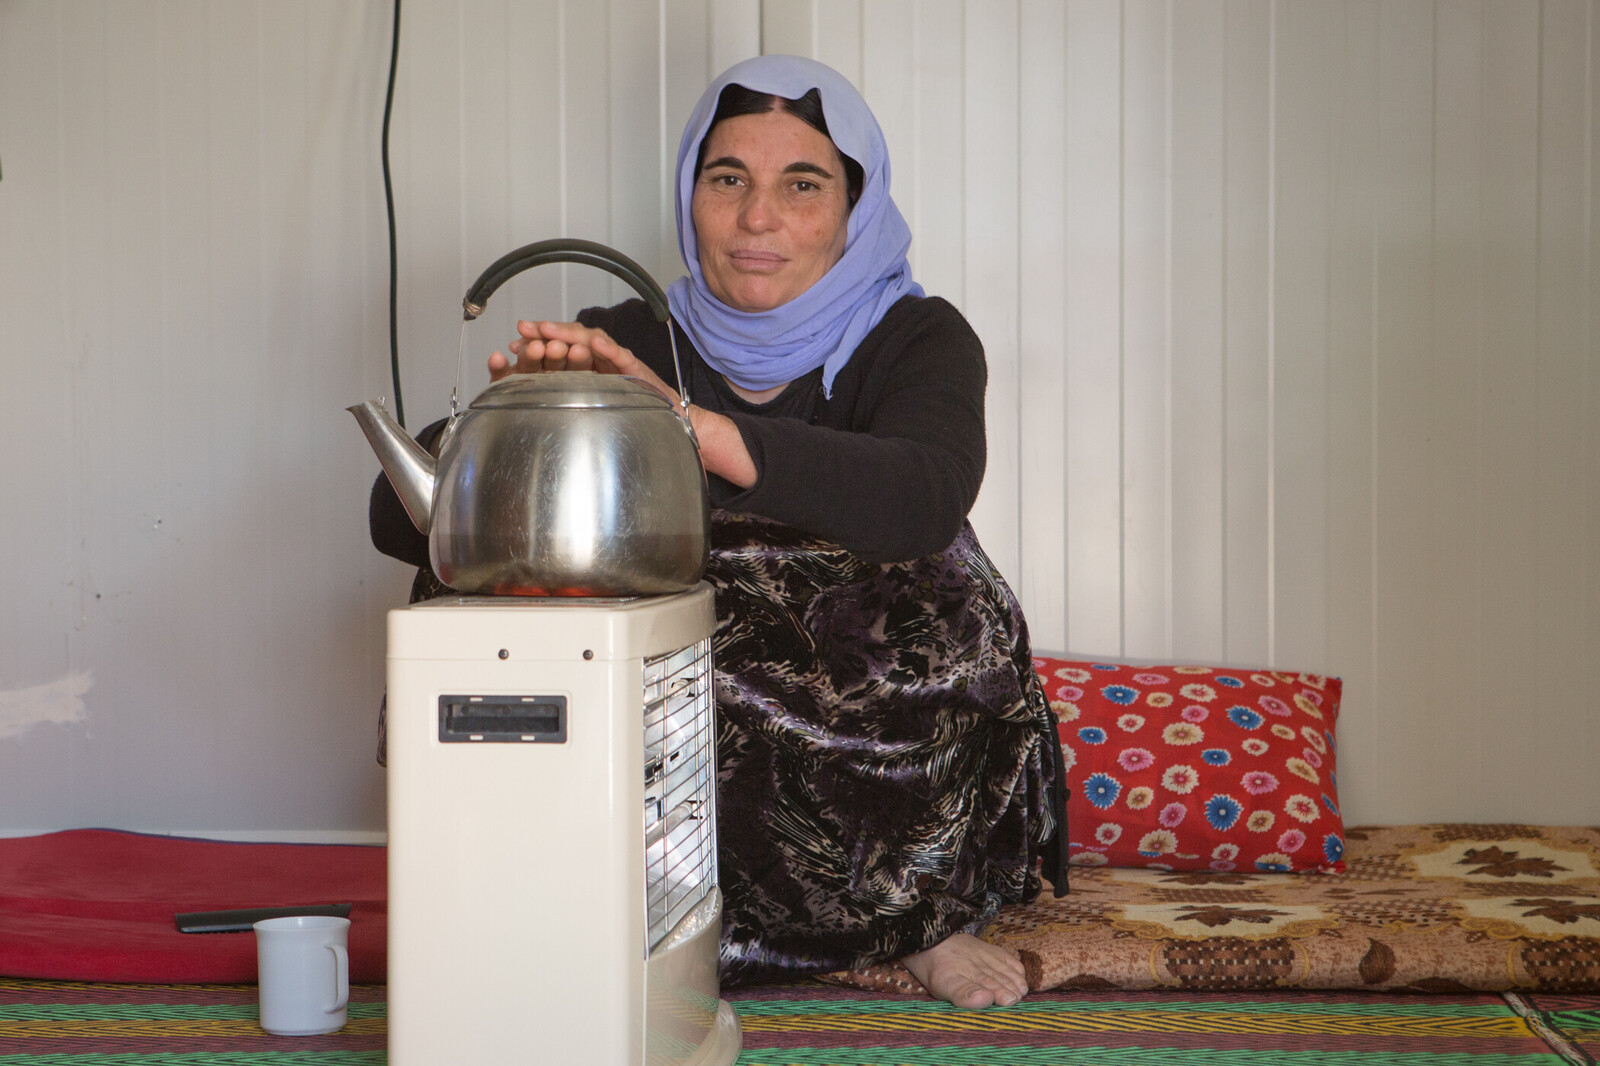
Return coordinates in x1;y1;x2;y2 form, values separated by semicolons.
381;0;405;428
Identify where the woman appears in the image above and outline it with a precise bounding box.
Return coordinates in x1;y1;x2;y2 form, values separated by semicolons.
372;55;1064;1008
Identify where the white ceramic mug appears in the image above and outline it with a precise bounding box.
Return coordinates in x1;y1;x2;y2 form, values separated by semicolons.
254;915;351;1036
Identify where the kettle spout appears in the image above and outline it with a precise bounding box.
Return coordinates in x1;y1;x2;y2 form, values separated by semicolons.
347;400;437;535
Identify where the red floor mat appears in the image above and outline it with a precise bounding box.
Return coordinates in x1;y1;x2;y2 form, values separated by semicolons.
0;829;385;983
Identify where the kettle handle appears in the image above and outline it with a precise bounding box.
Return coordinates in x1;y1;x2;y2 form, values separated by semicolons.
459;238;692;419
462;238;670;323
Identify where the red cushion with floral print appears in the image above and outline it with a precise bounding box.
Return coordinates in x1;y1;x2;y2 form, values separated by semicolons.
1037;657;1346;874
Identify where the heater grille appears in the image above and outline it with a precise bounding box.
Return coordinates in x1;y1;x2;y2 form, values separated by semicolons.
642;636;717;953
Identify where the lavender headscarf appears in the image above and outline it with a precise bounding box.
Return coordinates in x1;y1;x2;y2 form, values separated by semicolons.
668;55;922;398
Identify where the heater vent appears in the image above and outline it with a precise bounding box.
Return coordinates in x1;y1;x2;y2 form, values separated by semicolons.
642;636;716;953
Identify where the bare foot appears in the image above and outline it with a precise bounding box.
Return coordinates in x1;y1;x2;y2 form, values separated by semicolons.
900;932;1029;1008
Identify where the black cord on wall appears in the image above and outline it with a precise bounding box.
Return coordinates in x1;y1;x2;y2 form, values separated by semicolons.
382;0;406;428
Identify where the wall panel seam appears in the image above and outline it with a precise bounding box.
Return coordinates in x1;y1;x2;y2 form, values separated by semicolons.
1118;0;1129;657
1265;0;1278;665
1014;1;1026;571
1220;0;1232;662
1164;0;1176;656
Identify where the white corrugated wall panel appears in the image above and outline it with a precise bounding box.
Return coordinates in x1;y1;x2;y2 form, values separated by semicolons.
1017;0;1070;654
1120;0;1172;657
775;0;1597;825
1322;1;1381;821
1370;1;1441;818
1;1;398;835
1222;0;1274;668
1169;0;1228;665
1427;0;1491;818
1062;0;1128;657
2;0;1595;835
1527;0;1598;807
0;0;762;837
964;2;1023;579
1269;1;1335;674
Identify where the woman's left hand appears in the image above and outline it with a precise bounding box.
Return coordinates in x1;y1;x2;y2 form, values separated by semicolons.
490;320;758;490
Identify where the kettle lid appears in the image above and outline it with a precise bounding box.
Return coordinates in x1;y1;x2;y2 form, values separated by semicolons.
469;371;674;411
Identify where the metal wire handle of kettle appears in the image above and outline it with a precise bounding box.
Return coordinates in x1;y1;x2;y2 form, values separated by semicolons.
460;238;692;428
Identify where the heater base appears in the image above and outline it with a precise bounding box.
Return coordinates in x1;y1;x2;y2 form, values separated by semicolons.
682;1000;742;1066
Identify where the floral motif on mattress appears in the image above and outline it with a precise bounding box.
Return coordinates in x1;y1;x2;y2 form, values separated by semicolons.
825;824;1600;994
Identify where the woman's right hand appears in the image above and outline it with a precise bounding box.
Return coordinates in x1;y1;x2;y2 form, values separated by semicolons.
489;319;756;488
489;319;618;382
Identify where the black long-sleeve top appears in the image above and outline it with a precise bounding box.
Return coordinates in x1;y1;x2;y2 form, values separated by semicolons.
370;293;987;568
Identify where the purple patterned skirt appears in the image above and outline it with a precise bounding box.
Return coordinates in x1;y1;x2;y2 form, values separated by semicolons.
704;511;1063;985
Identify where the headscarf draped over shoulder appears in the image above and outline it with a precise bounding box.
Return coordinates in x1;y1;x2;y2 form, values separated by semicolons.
668;54;921;398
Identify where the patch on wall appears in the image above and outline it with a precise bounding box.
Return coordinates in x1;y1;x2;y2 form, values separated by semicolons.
0;672;92;740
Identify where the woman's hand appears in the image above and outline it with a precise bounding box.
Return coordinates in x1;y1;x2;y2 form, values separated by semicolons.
489;319;646;381
488;320;757;490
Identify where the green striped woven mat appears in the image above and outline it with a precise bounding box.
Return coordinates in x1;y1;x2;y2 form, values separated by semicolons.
2;978;1595;1065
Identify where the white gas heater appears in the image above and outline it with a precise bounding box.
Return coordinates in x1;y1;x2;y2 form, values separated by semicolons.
385;587;741;1065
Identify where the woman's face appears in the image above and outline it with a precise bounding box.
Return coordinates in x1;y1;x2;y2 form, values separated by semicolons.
691;109;852;312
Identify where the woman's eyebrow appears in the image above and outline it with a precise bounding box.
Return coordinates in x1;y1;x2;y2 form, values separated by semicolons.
701;155;836;180
783;161;836;179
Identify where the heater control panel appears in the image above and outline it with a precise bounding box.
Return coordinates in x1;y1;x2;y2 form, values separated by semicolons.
437;694;567;743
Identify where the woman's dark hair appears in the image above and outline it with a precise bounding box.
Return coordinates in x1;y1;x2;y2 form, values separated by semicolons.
693;84;865;206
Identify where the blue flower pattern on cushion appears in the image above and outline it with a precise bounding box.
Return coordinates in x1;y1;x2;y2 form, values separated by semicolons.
1084;772;1122;809
1039;656;1345;874
1227;706;1264;730
1204;794;1243;831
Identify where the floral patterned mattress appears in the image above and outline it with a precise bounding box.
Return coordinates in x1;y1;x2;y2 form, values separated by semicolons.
832;824;1600;994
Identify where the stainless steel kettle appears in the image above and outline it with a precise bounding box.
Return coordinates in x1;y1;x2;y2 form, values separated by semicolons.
349;239;709;597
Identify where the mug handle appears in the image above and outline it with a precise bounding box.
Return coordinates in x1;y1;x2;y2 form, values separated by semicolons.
326;944;350;1014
